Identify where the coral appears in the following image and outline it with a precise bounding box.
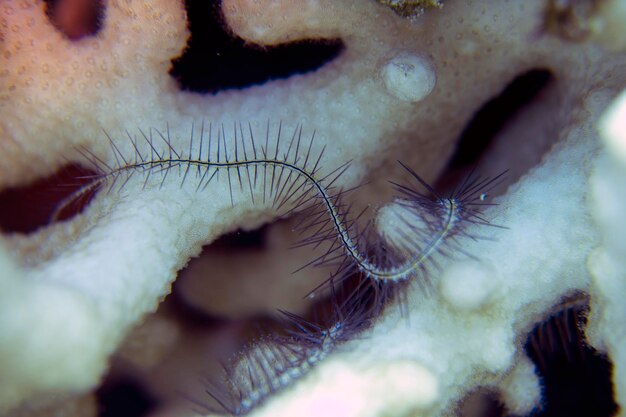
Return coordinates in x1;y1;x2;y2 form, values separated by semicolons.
220;87;611;417
0;0;625;416
377;0;443;21
6;394;97;417
587;90;626;416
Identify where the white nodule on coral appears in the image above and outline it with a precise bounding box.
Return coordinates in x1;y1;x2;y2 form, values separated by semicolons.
599;90;626;166
500;354;542;416
357;360;439;416
381;53;436;102
253;359;438;417
439;261;498;311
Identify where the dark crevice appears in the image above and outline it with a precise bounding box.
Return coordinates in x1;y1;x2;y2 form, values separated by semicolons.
44;0;104;40
167;288;234;326
523;298;617;417
0;164;97;234
448;69;553;169
97;376;159;417
210;225;269;249
170;0;344;94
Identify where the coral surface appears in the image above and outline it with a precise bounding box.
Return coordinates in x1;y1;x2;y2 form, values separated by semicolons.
0;0;625;416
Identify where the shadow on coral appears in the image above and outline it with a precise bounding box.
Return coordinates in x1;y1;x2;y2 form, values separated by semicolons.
0;164;96;233
449;69;553;170
44;0;103;40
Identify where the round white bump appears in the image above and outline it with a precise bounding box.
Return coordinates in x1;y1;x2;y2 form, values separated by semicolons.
290;359;438;417
381;53;436;102
440;260;497;311
500;355;542;415
600;90;626;165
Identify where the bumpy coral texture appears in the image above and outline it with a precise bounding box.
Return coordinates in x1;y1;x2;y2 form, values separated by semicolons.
0;0;625;416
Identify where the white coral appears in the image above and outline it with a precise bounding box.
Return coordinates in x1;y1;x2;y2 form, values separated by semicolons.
235;87;611;417
0;0;625;416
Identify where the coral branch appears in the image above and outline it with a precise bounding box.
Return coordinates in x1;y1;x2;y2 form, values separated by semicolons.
0;0;624;415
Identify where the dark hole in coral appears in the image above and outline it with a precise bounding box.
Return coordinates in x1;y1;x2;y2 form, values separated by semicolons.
524;298;618;417
170;0;344;94
0;164;97;234
211;225;269;249
97;376;159;417
448;69;553;169
44;0;104;40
